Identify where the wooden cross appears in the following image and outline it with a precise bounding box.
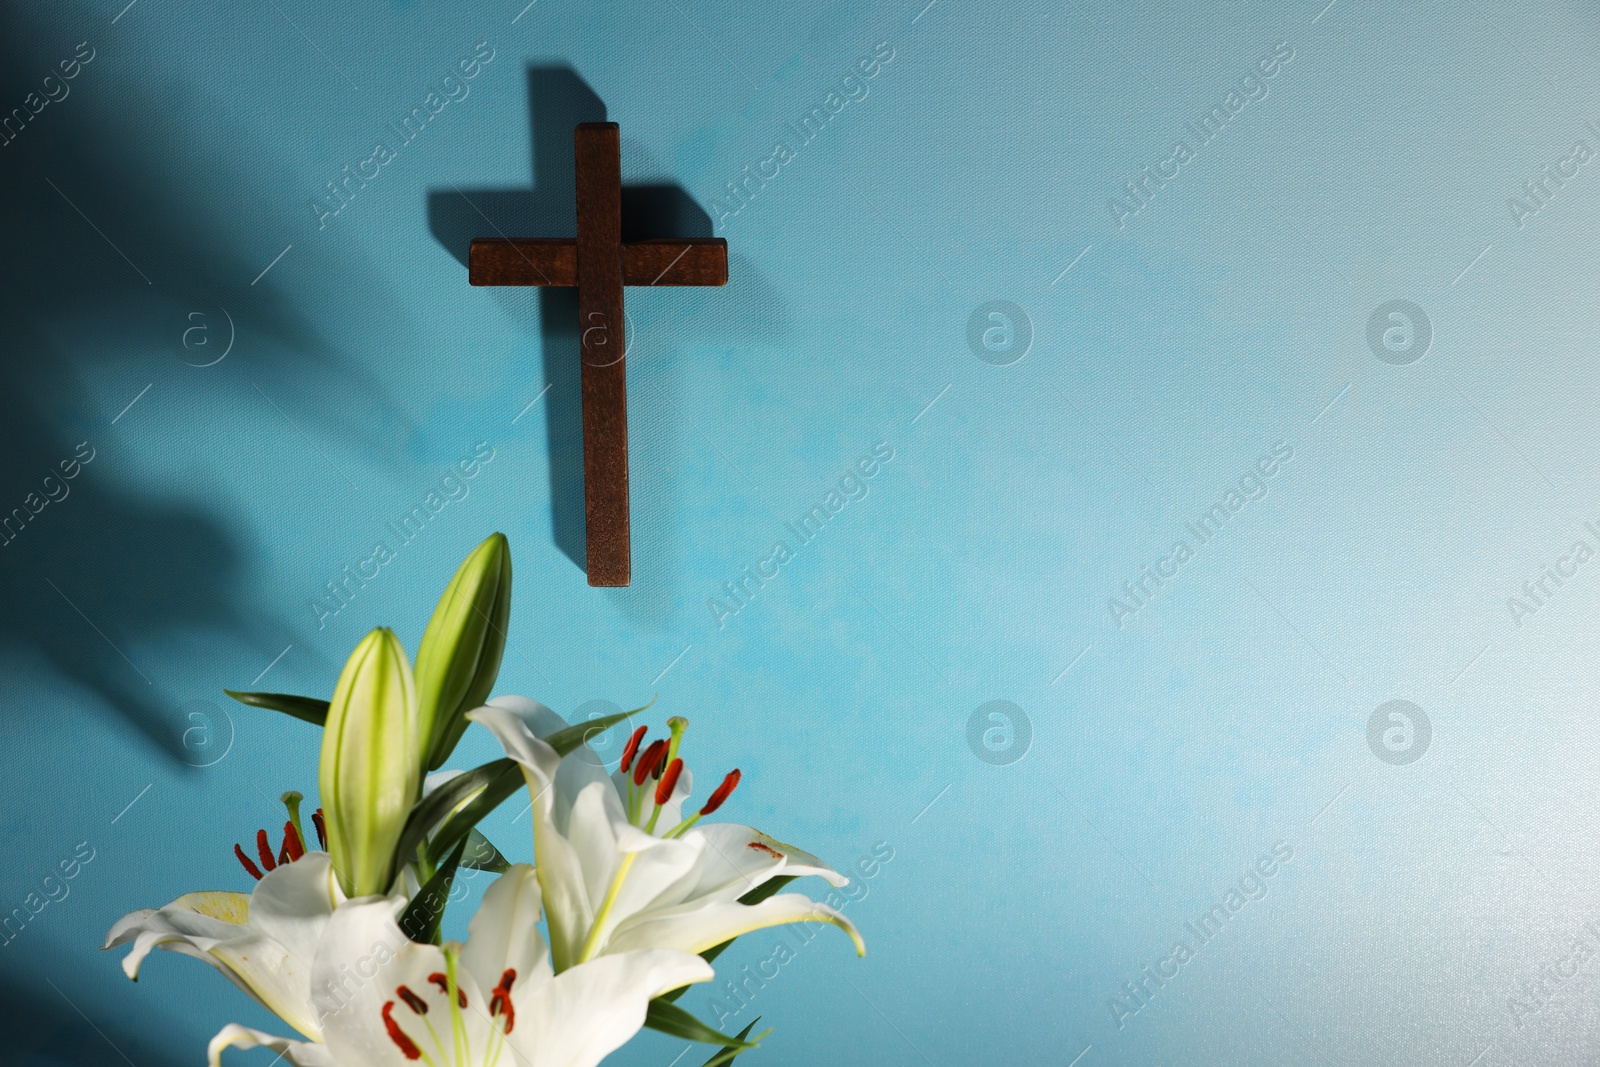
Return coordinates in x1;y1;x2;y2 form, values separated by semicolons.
469;122;728;587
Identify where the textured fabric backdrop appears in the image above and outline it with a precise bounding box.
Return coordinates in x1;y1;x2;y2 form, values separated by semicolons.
4;1;1598;1065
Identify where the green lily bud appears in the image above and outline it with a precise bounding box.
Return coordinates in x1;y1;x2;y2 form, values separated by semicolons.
414;532;512;771
320;627;419;898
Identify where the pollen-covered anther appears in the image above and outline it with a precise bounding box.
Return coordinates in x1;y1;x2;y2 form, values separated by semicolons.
619;725;647;773
397;985;428;1014
256;828;277;872
428;971;467;1008
700;769;741;815
381;1001;423;1060
233;843;264;881
489;967;517;1032
281;820;305;862
312;808;327;850
632;739;668;786
655;758;684;806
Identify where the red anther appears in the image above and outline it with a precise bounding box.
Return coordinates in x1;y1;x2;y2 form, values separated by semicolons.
234;843;264;881
489;968;517;1032
618;725;648;773
655;758;684;806
632;740;668;786
397;985;428;1015
312;809;327;850
700;769;741;815
428;972;467;1008
282;820;305;863
381;1001;422;1060
256;828;277;872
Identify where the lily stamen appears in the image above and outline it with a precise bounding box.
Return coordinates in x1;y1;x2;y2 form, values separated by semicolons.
234;792;325;881
233;844;263;880
702;769;740;815
488;968;517;1032
618;725;647;773
281;820;305;863
632;740;667;786
427;971;468;1009
398;983;455;1067
644;758;683;834
255;829;277;873
483;966;518;1067
381;1000;426;1062
630;740;668;824
665;768;741;839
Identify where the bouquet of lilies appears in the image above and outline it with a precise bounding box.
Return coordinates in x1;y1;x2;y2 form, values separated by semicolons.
105;535;863;1067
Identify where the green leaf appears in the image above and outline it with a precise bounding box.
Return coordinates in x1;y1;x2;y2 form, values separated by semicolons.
424;766;526;867
459;829;510;873
415;534;513;772
392;758;516;872
644;1000;762;1051
735;876;795;909
398;836;467;945
543;705;648;757
224;690;329;727
700;1020;768;1067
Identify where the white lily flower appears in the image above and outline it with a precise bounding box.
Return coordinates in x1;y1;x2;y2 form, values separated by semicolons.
104;850;342;1043
207;864;714;1067
103;763;492;1039
467;696;865;971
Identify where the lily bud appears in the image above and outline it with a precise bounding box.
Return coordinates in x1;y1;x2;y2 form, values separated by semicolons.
320;627;420;898
415;533;512;771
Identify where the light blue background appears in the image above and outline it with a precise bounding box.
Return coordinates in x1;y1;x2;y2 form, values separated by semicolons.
6;1;1600;1064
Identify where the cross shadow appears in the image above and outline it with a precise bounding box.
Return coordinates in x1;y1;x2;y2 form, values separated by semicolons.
426;65;713;579
0;9;406;764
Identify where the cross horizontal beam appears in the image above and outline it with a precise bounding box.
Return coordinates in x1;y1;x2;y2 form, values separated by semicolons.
469;238;728;288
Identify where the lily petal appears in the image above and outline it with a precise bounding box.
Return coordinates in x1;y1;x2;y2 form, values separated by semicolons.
313;896;485;1067
312;880;713;1067
105;854;339;1040
207;1024;333;1067
469;701;594;969
105;894;247;979
486;694;615;807
512;949;714;1067
691;823;851;898
220;853;340;984
459;863;553;996
608;892;866;958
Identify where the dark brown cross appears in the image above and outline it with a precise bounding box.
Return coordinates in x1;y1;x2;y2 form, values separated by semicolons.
470;122;727;587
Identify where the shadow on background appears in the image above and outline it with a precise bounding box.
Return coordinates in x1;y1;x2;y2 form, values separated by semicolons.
0;9;405;765
428;65;713;579
1;964;191;1067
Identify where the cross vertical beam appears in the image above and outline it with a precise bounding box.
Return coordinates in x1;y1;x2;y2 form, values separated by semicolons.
574;122;629;586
